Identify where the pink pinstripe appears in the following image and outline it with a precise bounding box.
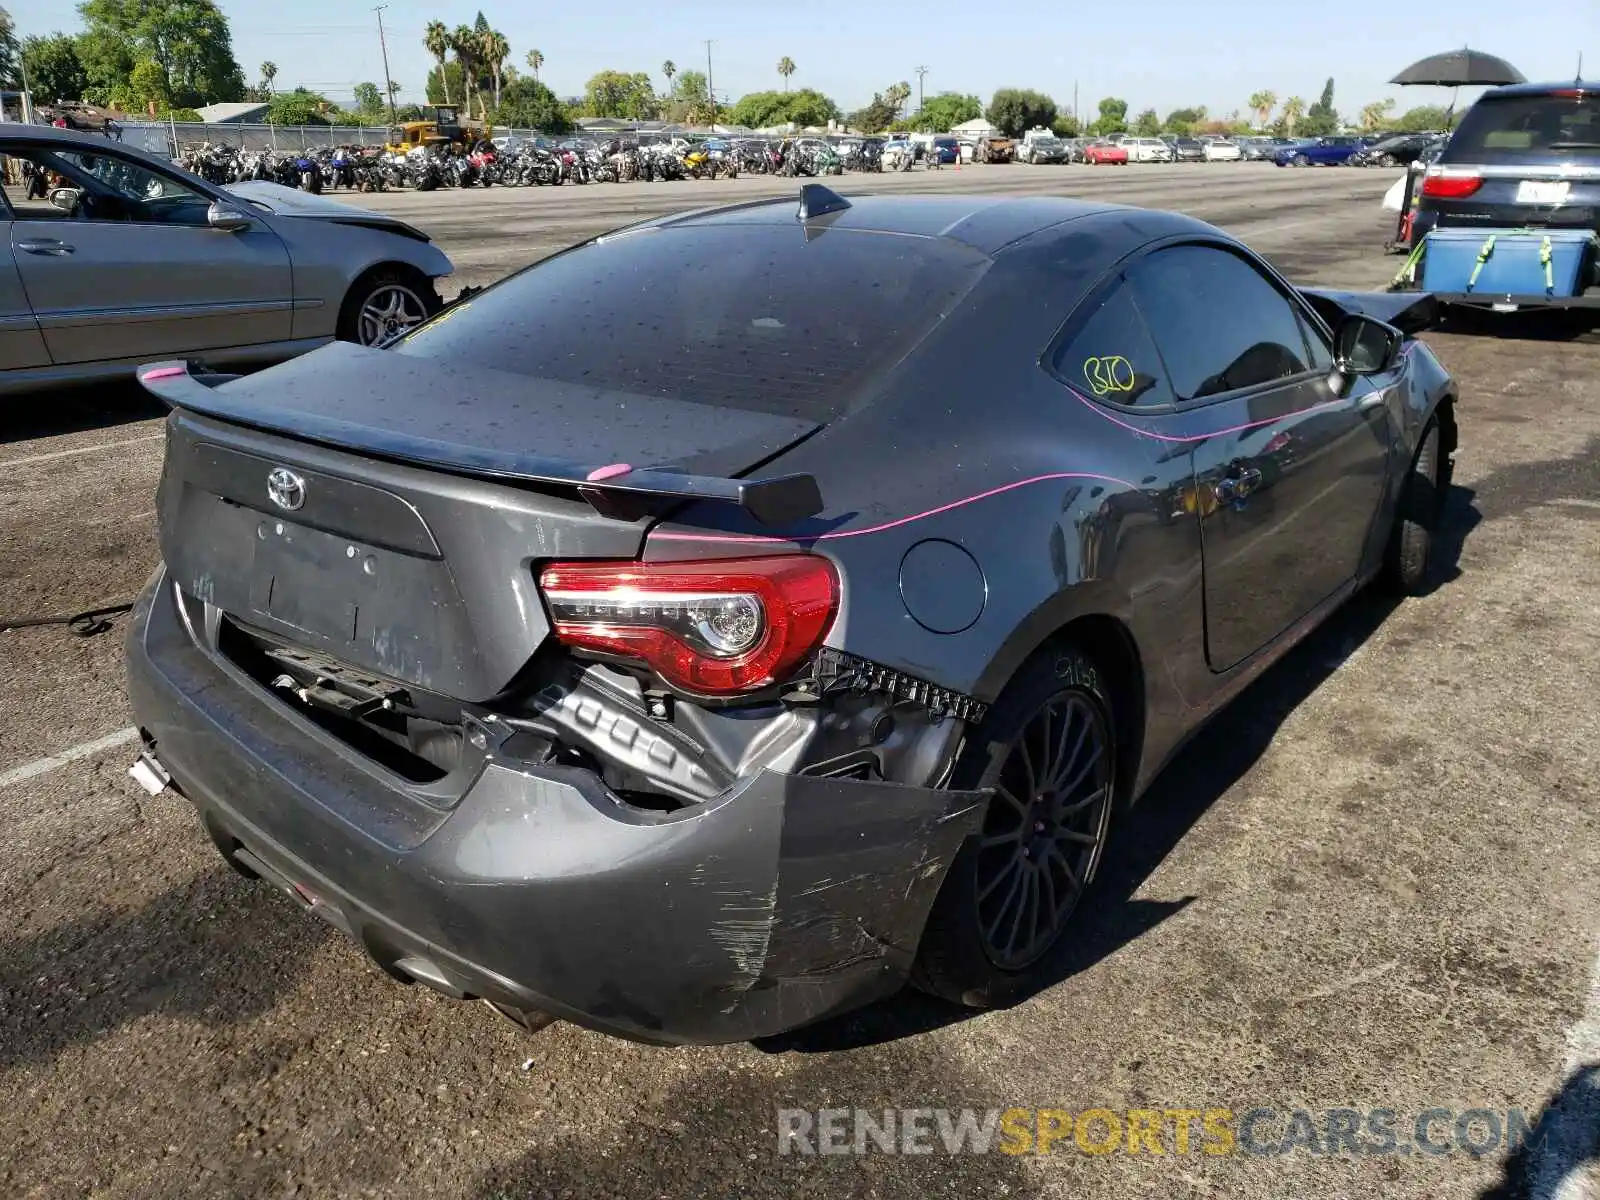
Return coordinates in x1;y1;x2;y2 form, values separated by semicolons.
650;471;1138;545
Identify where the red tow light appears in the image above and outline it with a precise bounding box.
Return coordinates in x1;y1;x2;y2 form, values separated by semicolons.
1421;168;1483;199
537;556;840;697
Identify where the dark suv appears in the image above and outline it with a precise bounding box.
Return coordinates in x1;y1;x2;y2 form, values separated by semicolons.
1414;82;1600;241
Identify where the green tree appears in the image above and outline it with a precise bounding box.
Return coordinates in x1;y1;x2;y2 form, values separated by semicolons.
660;58;673;91
494;75;571;132
1051;112;1080;137
426;60;466;106
1248;89;1276;128
1132;108;1160;136
424;21;451;105
1397;103;1455;130
1301;77;1338;134
727;87;839;130
582;69;656;119
0;6;18;90
259;59;275;95
1162;105;1206;134
777;55;794;91
450;24;481;118
667;68;710;123
885;80;911;121
1090;96;1128;135
265;86;330;125
21;34;89;104
912;90;980;132
481;28;508;112
850;92;897;133
986;87;1055;136
76;0;245;109
1358;98;1396;131
353;80;383;120
526;48;543;83
1278;95;1306;136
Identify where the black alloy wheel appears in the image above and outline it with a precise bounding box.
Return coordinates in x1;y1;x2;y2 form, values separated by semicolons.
974;691;1114;970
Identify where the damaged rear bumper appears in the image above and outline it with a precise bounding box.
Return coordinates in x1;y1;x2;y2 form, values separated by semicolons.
124;569;987;1045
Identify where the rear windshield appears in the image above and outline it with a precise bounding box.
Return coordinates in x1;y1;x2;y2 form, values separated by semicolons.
1446;92;1600;160
394;223;988;422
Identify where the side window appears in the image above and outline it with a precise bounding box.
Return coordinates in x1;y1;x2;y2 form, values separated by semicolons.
1127;244;1313;401
1050;279;1175;408
0;146;211;226
0;149;69;219
1298;310;1334;372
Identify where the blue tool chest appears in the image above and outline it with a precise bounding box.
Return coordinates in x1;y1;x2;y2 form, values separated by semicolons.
1420;228;1597;297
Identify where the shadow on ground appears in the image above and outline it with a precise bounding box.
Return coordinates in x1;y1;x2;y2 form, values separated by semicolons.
472;1050;1039;1200
3;381;166;445
0;866;332;1072
1480;1063;1600;1200
758;481;1482;1054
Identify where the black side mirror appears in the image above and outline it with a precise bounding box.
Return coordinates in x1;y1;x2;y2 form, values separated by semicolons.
1333;313;1402;376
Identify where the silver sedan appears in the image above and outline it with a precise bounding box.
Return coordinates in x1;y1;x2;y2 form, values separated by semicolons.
0;126;453;395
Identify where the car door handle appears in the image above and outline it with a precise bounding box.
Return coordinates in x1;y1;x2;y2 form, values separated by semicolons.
16;238;75;256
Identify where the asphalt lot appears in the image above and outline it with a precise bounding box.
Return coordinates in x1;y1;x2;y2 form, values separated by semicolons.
2;162;1598;1199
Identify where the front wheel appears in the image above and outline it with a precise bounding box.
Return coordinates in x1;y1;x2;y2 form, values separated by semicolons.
1293;154;1310;167
337;267;441;347
913;645;1117;1008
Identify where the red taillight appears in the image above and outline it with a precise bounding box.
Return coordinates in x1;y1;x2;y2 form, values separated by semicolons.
537;556;839;697
1421;168;1482;199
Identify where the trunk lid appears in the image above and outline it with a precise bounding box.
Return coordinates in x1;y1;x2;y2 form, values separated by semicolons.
145;342;821;701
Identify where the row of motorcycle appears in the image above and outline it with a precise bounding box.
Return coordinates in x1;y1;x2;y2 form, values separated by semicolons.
174;135;870;194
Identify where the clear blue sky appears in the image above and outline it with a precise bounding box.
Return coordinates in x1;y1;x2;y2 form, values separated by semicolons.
8;0;1597;117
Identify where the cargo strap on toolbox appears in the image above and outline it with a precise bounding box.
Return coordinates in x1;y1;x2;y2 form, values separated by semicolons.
1390;236;1427;290
1540;235;1554;294
1465;235;1496;292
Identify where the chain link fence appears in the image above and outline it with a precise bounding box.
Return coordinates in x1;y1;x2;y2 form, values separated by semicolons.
122;122;565;159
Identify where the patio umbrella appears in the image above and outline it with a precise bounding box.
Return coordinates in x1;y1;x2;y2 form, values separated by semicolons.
1389;48;1525;87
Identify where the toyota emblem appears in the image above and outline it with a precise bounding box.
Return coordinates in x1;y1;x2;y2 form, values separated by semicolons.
266;467;306;511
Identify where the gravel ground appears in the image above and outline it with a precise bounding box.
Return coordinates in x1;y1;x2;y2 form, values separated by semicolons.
1;163;1597;1200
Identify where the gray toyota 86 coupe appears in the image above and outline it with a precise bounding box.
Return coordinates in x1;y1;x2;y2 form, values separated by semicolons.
0;126;451;395
126;185;1459;1045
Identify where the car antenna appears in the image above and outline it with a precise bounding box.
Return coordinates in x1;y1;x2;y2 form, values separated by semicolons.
797;182;851;222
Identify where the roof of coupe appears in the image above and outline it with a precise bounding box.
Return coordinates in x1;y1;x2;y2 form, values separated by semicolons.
623;191;1218;258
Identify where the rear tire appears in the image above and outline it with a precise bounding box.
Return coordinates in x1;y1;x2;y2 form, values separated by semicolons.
913;645;1117;1008
1381;417;1445;594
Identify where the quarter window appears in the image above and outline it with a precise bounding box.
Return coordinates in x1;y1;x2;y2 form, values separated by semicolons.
1049;279;1174;407
1127;244;1314;400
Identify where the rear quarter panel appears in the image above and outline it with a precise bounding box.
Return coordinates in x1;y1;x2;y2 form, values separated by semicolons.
644;232;1209;788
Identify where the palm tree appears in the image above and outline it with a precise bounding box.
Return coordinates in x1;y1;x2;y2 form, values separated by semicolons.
260;61;277;96
1282;95;1306;136
777;56;795;92
1359;97;1395;131
482;28;509;114
424;21;452;106
451;25;479;120
661;59;675;93
1248;89;1275;129
526;48;544;84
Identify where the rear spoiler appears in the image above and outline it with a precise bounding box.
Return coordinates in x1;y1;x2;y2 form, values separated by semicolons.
136;360;824;527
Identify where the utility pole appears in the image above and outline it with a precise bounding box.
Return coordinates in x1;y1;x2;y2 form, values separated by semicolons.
374;4;398;126
704;39;716;130
1073;80;1079;132
915;65;928;119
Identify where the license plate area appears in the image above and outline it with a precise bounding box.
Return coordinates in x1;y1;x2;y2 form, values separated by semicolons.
250;519;374;641
1516;180;1571;204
